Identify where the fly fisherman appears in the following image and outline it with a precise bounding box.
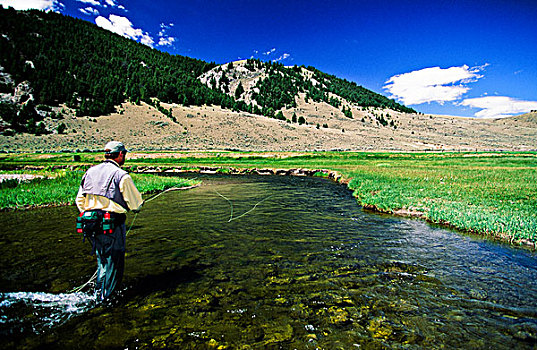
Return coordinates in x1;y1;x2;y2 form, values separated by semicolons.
76;141;143;300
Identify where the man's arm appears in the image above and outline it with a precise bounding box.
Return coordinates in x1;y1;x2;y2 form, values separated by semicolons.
75;187;86;212
119;174;143;211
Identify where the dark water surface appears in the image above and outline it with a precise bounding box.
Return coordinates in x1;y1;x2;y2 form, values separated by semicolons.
1;174;537;349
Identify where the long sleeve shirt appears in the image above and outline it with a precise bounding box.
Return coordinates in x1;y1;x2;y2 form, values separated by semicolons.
76;162;143;213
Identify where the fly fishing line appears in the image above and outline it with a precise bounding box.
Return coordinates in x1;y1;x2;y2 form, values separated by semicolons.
71;182;270;293
71;182;199;292
126;182;199;236
213;189;273;222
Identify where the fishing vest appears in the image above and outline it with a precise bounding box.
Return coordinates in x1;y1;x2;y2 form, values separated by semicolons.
80;160;129;211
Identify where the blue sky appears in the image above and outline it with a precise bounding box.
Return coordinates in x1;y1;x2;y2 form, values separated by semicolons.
3;0;537;118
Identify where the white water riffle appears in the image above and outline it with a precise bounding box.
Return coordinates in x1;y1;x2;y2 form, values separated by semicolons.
0;291;96;334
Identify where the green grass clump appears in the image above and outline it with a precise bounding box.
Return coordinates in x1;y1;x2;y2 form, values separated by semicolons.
0;170;199;210
131;174;199;194
0;170;83;209
345;161;537;243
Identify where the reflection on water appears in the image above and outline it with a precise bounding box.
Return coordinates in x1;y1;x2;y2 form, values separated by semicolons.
1;174;537;349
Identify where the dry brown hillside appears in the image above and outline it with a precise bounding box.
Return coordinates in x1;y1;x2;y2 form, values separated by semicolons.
2;59;535;153
0;100;535;152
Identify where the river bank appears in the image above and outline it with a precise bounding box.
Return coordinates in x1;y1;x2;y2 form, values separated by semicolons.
1;151;535;248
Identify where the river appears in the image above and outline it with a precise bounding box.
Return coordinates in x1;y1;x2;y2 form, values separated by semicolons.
1;174;536;349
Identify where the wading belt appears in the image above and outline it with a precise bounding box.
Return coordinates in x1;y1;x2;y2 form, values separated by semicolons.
76;210;126;253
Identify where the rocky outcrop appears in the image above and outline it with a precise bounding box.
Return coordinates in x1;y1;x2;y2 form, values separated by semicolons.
0;63;34;105
13;81;34;104
198;60;267;106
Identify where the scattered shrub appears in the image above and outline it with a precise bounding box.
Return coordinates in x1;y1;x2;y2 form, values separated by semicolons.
57;123;67;134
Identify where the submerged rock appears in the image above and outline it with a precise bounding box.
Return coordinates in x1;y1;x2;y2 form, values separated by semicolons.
367;316;393;339
511;322;537;342
262;323;293;345
468;289;488;300
327;306;352;325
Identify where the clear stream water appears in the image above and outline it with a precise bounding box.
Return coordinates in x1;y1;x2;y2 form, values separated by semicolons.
1;174;536;349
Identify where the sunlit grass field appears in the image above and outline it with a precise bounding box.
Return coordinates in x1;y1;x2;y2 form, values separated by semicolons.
1;151;535;245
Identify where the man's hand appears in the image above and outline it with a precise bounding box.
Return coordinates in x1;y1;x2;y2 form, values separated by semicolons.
132;200;145;213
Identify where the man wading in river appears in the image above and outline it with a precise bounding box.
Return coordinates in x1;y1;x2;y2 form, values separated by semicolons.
76;141;143;300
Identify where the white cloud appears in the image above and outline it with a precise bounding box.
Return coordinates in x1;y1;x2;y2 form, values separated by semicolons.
0;0;64;12
139;34;154;47
384;65;486;105
263;48;276;55
76;0;122;9
79;6;99;15
156;23;175;47
158;23;174;36
274;53;290;62
95;14;154;47
103;0;117;7
76;0;99;6
460;96;537;119
158;36;176;46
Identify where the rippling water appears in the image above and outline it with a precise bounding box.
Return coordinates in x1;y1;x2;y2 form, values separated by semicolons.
1;174;536;349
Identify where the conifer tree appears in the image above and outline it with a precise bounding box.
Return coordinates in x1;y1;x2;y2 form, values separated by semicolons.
235;82;244;99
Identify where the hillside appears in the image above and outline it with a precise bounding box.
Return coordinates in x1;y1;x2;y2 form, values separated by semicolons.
0;7;228;134
0;8;412;136
1;102;535;152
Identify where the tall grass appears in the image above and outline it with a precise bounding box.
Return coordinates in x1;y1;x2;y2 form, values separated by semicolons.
0;170;83;209
0;170;199;210
345;161;537;243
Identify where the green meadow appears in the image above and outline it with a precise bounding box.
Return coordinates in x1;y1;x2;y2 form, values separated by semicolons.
1;151;535;246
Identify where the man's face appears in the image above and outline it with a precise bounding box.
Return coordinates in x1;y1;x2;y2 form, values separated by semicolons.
118;151;127;165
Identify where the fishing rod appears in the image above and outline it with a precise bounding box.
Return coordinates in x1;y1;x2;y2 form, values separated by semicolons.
126;185;199;236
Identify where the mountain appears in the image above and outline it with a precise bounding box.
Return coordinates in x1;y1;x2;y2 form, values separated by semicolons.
0;7;413;136
0;8;535;152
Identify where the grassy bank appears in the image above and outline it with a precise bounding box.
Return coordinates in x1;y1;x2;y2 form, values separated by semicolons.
0;169;199;210
0;151;535;245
